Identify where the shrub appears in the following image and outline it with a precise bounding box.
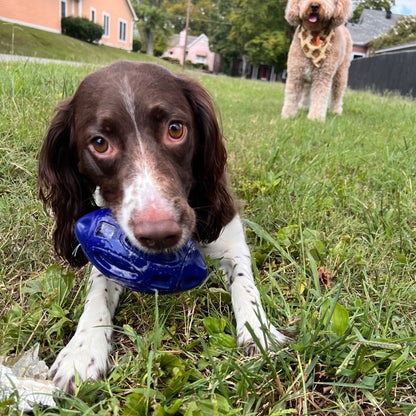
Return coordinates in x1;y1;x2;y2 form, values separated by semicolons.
61;16;104;44
193;62;209;71
184;60;209;71
161;56;180;65
132;39;142;52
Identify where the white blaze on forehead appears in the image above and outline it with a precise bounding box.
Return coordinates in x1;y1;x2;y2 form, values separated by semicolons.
119;76;163;210
117;78;168;237
120;76;149;167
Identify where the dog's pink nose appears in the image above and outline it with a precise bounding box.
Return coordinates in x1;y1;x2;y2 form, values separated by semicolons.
134;220;182;250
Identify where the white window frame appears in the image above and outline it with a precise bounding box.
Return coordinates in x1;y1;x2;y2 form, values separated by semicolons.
90;7;96;23
352;52;366;59
60;0;67;19
103;13;110;38
196;55;207;64
118;19;127;43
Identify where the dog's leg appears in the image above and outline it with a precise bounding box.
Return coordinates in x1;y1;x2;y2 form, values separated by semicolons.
281;51;308;120
298;82;311;110
281;73;303;119
307;75;334;121
50;267;122;394
330;28;352;115
329;61;350;115
200;215;286;355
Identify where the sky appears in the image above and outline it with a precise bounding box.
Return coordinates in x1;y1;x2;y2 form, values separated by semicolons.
391;0;416;15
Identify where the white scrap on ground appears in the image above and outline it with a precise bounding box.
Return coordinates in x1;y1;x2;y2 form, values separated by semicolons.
0;344;57;411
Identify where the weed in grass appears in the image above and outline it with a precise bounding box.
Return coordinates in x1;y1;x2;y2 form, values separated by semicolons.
1;61;416;414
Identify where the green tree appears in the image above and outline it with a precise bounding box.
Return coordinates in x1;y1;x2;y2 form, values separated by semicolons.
372;15;416;50
206;0;239;74
351;0;396;22
165;0;239;73
229;0;288;76
245;30;289;73
166;0;226;37
133;0;172;55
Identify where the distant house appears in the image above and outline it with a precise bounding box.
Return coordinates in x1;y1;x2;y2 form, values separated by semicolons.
0;0;137;50
375;41;416;55
162;30;219;73
348;9;402;58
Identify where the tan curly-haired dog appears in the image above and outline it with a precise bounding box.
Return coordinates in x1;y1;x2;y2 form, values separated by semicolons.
281;0;352;121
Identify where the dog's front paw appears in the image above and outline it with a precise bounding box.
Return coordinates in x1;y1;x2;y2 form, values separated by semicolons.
329;105;343;115
281;107;297;119
237;323;287;356
307;110;326;122
50;333;111;394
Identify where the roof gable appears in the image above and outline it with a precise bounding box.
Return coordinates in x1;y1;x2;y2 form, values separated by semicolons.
188;34;209;48
167;33;209;50
123;0;138;20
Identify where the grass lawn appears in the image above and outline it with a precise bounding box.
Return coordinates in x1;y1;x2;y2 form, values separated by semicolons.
0;20;157;65
1;58;416;415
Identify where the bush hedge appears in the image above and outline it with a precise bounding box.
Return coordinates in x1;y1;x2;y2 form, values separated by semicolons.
132;39;142;52
61;16;103;44
185;60;209;71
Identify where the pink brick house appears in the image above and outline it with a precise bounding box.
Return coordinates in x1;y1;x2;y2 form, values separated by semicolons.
162;30;218;72
0;0;137;50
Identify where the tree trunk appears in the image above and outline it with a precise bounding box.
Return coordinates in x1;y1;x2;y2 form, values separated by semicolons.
145;29;154;56
241;54;248;78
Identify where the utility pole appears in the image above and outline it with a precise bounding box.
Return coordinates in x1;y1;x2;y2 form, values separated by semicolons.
182;0;191;70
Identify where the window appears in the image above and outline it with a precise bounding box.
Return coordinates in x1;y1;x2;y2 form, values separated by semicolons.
103;13;110;38
119;19;127;42
352;52;365;59
196;55;207;64
91;8;96;23
60;1;67;19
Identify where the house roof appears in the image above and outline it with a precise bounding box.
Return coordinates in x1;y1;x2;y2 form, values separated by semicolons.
375;41;416;54
167;33;209;50
348;9;402;46
125;0;138;21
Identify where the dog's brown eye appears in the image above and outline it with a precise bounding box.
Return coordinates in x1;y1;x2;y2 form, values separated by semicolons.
168;122;184;140
91;137;109;153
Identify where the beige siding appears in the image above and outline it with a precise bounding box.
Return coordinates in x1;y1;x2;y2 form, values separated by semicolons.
0;0;61;32
0;0;135;50
81;0;134;50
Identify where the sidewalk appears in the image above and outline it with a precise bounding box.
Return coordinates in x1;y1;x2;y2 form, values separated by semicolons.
0;54;89;66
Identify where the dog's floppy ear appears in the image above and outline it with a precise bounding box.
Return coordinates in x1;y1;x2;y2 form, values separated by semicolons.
177;75;236;243
332;0;351;26
285;0;301;26
38;98;97;267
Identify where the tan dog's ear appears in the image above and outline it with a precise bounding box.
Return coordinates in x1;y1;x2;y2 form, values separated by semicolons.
332;0;351;26
285;0;301;26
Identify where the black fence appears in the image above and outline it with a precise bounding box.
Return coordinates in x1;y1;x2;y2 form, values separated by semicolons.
348;51;416;98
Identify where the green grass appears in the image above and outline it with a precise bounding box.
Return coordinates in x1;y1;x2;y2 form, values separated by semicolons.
1;59;416;415
0;20;157;65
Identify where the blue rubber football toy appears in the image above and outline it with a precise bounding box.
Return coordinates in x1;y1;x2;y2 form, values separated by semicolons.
75;209;208;294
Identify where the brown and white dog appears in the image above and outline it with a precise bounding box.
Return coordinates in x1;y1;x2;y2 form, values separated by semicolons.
38;61;286;394
281;0;352;121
